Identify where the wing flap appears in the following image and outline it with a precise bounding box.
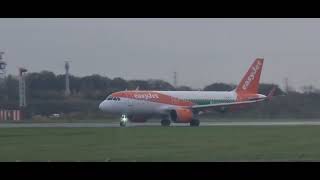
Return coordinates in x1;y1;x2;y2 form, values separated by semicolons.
191;99;265;111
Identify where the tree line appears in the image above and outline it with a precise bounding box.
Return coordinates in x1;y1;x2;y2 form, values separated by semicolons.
1;70;320;119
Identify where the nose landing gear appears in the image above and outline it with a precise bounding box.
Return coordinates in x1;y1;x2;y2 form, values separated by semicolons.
120;115;128;127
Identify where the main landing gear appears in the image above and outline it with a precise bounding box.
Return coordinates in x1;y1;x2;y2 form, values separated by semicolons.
190;119;200;127
161;118;171;127
120;114;128;127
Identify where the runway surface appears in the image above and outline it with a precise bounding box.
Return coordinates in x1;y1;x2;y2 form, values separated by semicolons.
1;121;320;128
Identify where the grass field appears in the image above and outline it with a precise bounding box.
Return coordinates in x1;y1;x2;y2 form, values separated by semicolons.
1;126;320;161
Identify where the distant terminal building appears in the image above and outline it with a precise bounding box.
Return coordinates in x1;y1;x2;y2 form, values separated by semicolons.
0;109;21;121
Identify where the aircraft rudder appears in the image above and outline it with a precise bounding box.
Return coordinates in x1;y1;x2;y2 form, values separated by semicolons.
235;58;264;95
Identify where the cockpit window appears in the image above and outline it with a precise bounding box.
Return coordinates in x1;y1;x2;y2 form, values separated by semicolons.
106;96;120;101
106;95;113;100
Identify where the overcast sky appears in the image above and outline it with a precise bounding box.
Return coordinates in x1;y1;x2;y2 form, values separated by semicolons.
0;18;319;90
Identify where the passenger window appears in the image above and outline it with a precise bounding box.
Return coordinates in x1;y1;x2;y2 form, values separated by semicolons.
112;97;120;101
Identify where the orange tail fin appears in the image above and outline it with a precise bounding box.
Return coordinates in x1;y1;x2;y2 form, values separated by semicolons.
235;58;264;94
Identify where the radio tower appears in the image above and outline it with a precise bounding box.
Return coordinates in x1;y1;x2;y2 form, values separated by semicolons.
65;61;71;96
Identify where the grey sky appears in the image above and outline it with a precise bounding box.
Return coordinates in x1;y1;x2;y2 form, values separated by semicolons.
0;18;319;90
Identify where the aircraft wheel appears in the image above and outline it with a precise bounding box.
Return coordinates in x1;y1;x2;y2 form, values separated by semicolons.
161;119;171;127
120;114;128;127
120;121;127;127
190;119;200;127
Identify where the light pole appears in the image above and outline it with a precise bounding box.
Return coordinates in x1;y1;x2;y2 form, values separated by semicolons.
0;52;7;85
19;67;27;108
65;61;71;96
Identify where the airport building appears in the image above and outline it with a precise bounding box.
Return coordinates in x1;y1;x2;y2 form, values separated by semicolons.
0;109;21;121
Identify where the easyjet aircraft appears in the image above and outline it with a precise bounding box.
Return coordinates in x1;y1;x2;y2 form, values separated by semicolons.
99;58;275;127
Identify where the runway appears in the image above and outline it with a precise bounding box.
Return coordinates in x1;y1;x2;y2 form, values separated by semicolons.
1;121;320;128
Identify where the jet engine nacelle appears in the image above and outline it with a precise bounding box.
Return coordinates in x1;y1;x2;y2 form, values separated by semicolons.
170;109;193;123
128;115;149;122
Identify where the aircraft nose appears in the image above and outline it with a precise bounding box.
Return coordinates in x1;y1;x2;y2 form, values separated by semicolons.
99;101;106;111
99;100;113;112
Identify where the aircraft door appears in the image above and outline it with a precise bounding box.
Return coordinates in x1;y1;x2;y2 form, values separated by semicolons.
171;96;177;105
126;93;134;113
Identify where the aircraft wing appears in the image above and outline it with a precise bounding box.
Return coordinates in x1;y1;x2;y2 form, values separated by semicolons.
191;87;277;112
190;99;265;112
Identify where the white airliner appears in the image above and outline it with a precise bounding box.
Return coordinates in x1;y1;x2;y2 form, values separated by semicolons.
99;58;275;127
